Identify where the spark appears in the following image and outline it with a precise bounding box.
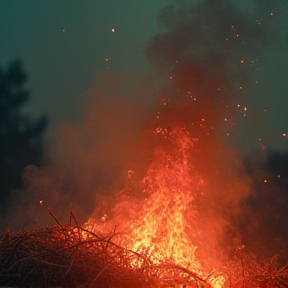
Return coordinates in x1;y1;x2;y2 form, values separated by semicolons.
127;169;134;179
105;58;109;62
264;179;268;183
101;214;108;222
240;59;244;64
111;28;115;32
283;133;287;137
162;98;168;106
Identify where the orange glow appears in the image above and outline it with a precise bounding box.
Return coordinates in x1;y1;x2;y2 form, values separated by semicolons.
84;127;225;287
127;128;202;271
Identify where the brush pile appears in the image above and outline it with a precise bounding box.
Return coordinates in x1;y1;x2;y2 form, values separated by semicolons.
224;248;288;288
0;224;205;288
1;223;288;288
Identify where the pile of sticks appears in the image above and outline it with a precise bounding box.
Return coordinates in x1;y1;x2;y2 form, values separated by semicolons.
0;226;149;287
3;213;287;288
224;247;288;288
0;216;206;288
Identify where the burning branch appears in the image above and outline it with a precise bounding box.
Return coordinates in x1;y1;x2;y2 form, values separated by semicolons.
224;248;288;288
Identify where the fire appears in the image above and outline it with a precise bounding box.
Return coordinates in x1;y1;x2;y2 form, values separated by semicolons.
85;127;225;287
127;127;202;271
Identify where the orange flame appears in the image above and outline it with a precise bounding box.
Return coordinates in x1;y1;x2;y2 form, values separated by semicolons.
85;127;225;287
127;127;202;271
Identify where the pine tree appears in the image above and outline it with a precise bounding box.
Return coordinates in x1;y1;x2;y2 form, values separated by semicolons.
0;60;47;203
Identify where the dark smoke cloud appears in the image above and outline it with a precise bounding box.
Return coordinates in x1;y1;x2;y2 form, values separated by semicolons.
143;0;288;259
234;151;288;256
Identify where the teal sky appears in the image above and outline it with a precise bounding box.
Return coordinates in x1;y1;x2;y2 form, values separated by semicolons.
1;0;288;153
0;0;170;133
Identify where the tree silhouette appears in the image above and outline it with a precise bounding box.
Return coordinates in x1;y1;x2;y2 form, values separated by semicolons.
0;60;47;205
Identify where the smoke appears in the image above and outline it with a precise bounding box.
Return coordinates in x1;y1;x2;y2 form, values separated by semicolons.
1;72;157;231
1;0;288;270
143;0;288;259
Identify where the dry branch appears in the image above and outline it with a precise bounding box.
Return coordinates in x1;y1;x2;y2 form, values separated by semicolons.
0;225;206;288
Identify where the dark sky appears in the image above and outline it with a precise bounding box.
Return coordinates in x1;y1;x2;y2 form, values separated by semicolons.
1;0;288;153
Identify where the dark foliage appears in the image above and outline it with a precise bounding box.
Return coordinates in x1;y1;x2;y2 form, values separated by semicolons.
0;60;47;205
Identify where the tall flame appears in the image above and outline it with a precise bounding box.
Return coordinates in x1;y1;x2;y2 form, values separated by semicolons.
85;126;225;286
127;127;202;272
